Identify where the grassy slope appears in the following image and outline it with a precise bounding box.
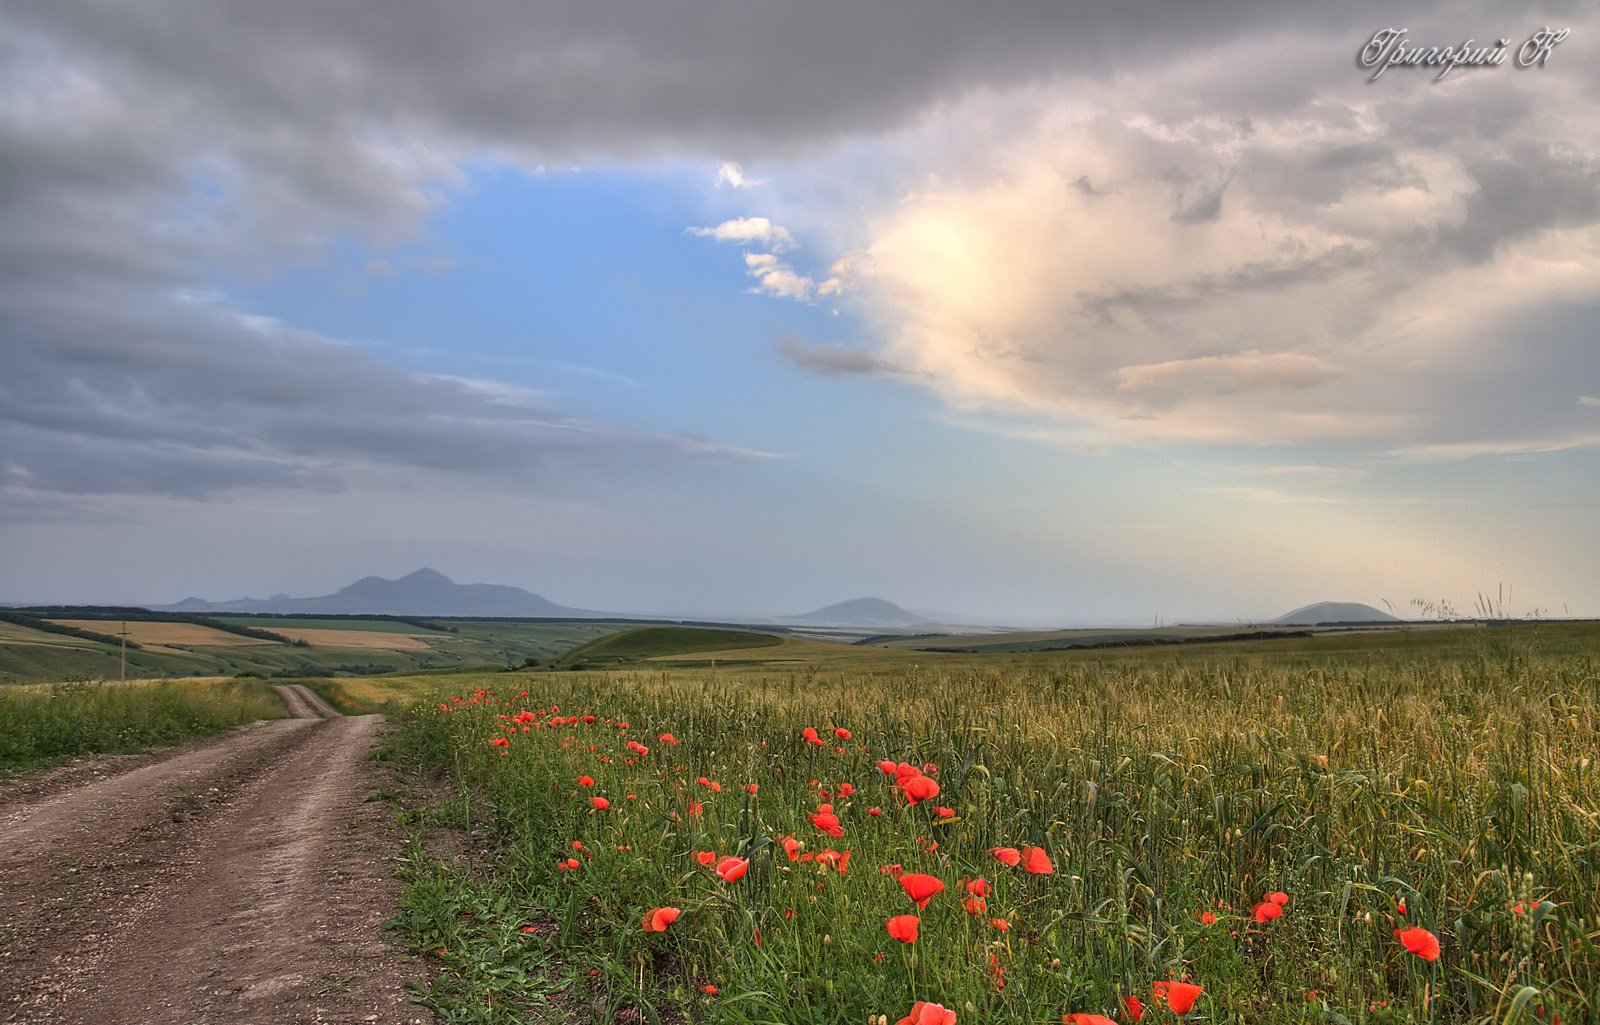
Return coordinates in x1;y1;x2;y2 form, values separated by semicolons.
548;626;784;667
0;678;287;778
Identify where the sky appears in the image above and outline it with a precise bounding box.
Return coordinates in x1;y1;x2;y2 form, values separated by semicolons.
2;2;1597;624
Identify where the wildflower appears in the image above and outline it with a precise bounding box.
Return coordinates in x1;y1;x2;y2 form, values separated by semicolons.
490;737;510;748
868;806;883;817
1253;901;1283;923
714;856;749;883
701;984;717;995
966;877;991;898
991;847;1022;867
964;896;987;916
899;872;944;909
876;759;898;775
642;907;680;933
811;806;843;837
1023;846;1054;874
817;849;851;874
990;917;1010;932
746;783;759;794
835;727;852;739
695;850;717;866
589;796;611;810
898;1001;956;1025
803;727;825;746
577;775;594;786
886;914;920;943
1198;911;1217;926
1155;981;1202;1015
1065;1015;1117;1025
1124;995;1144;1021
781;835;802;861
1267;890;1289;906
1395;926;1440;961
902;775;940;804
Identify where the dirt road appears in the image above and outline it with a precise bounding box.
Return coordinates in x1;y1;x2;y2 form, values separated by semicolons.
0;685;429;1024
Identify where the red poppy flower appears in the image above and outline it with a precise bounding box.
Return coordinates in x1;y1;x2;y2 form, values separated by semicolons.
897;1001;956;1025
695;850;717;866
1124;995;1144;1021
1267;890;1289;906
802;727;824;746
811;809;843;837
902;775;941;804
490;737;510;748
899;872;945;909
781;835;802;861
701;984;717;995
1023;846;1054;874
577;775;594;786
642;906;680;933
964;896;987;916
589;796;610;810
966;877;991;898
885;914;920;943
714;856;749;883
876;759;898;775
1157;981;1202;1015
991;846;1021;866
1253;901;1282;923
746;783;759;794
868;806;883;817
835;727;852;739
990;917;1009;932
1395;926;1440;961
1199;910;1217;925
1066;1015;1116;1025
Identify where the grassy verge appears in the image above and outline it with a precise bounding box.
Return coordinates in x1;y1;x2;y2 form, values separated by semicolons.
383;630;1600;1024
0;678;287;778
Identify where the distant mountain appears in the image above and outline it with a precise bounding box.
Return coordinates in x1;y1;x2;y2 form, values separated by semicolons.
1272;601;1399;625
780;597;932;628
158;568;606;618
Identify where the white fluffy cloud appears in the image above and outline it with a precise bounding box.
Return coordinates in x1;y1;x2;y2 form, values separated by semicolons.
689;216;795;250
781;28;1600;454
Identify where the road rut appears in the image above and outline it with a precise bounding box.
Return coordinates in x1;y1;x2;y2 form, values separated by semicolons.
0;687;429;1024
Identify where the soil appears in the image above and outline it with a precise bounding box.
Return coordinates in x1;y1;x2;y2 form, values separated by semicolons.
0;685;432;1024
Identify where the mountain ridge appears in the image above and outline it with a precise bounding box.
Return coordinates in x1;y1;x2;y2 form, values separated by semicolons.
157;568;605;618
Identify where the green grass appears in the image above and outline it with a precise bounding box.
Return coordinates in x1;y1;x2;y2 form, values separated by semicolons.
384;623;1600;1024
549;626;785;668
0;679;288;777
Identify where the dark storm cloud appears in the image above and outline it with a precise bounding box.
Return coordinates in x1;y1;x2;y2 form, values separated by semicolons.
1;0;1590;513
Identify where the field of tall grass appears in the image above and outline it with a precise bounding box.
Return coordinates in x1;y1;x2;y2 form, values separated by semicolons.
388;628;1600;1024
0;678;286;776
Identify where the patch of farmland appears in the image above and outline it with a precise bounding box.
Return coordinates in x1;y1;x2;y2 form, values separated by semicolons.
47;620;274;648
268;628;434;650
0;621;102;648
